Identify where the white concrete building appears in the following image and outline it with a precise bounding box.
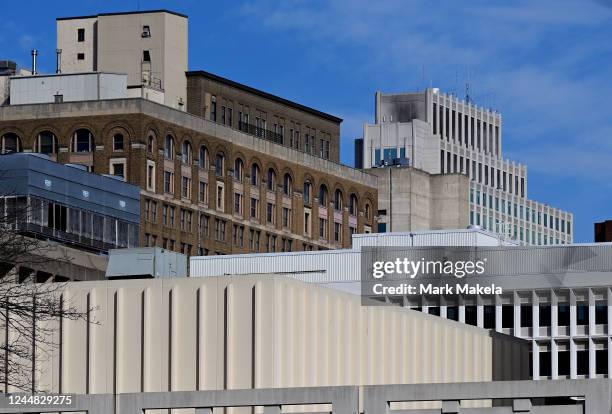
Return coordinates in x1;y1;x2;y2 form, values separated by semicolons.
359;89;573;245
9;72;127;105
56;10;187;110
190;228;612;381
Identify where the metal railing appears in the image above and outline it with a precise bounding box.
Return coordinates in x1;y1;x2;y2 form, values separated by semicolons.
238;121;284;144
1;380;611;414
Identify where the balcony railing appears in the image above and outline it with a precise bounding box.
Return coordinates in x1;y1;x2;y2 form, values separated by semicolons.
238;121;284;145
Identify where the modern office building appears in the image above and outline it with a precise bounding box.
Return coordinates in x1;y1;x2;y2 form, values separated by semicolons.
595;220;612;242
56;10;188;109
357;89;573;245
189;228;612;381
0;152;140;281
1;274;528;401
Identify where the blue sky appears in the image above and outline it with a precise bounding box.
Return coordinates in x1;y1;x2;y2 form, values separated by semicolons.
2;0;611;242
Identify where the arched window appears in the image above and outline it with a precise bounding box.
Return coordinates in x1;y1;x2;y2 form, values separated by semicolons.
303;181;312;204
319;184;328;206
164;135;175;159
147;132;155;154
365;203;371;220
113;133;124;151
181;141;192;165
334;189;343;211
234;158;244;181
267;168;276;191
215;154;225;177
283;173;292;196
35;131;57;155
349;194;358;215
199;145;209;169
250;163;260;186
71;129;93;152
1;132;22;154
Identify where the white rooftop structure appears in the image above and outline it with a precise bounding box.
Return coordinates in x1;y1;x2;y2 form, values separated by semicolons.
190;227;514;294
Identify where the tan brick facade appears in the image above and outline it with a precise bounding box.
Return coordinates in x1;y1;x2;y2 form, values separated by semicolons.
0;99;377;256
187;72;341;162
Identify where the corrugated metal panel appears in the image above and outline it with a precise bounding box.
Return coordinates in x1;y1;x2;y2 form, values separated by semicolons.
352;228;515;249
191;229;513;286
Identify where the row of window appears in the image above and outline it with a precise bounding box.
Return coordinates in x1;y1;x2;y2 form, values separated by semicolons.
470;213;568;245
470;189;571;234
441;149;525;197
209;95;333;159
432;102;500;157
0;130;125;155
413;303;606;329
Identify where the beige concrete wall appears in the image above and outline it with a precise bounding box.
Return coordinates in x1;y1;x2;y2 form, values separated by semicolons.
9;275;528;397
58;12;187;109
373;166;469;232
56;17;98;73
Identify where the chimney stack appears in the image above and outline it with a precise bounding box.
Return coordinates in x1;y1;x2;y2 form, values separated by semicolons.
56;49;62;74
31;49;38;75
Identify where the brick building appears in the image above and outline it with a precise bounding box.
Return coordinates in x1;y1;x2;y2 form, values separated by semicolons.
0;99;377;255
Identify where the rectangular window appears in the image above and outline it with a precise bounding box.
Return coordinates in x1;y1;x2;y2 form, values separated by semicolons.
215;219;226;241
169;206;175;227
319;218;328;239
282;207;290;228
250;197;259;219
181;176;191;199
266;202;275;224
110;161;125;179
146;161;155;191
199;214;209;237
234;193;242;215
210;95;217;122
143;50;151;62
199;181;208;203
77;53;85;60
334;222;342;243
216;185;224;211
77;28;85;42
164;170;174;194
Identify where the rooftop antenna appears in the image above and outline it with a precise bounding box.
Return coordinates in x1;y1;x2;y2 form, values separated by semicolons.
465;67;471;104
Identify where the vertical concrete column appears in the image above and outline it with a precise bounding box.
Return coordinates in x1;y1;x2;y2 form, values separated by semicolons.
570;339;577;379
532;341;540;380
589;338;596;378
570;290;577;338
608;337;612;380
440;305;448;319
551;290;558;338
589;289;596;338
458;305;465;324
495;303;502;333
476;304;484;328
551;339;559;379
514;292;521;338
532;292;539;340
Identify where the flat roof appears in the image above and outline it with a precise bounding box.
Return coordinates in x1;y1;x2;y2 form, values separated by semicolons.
56;9;187;21
186;70;343;124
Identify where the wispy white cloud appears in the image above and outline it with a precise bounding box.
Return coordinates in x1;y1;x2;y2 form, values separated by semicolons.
238;0;612;187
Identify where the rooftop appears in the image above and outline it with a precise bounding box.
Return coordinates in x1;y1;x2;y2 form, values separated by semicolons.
56;9;188;21
187;70;343;124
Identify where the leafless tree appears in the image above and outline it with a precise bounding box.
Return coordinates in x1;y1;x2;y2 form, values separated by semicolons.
0;178;91;392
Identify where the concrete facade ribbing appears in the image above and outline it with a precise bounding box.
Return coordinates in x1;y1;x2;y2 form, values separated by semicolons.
362;89;573;245
0;275;529;402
